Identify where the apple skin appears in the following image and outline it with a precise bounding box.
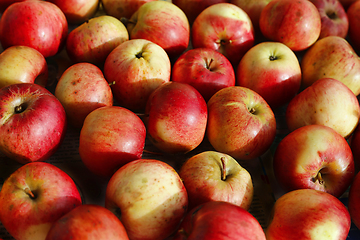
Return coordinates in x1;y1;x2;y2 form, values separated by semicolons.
206;86;277;161
173;201;266;240
300;36;360;95
179;151;253;211
104;39;171;112
0;45;48;89
45;204;129;240
105;159;188;240
66;15;129;67
54;62;113;129
236;41;301;110
259;0;321;52
265;189;351;240
144;82;208;154
191;3;255;66
0;83;67;164
0;1;68;58
347;0;360;52
350;124;360;168
348;171;360;230
0;162;82;240
79;106;146;178
171;47;235;102
285;78;360;139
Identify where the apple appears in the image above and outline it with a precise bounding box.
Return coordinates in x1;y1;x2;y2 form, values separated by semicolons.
105;159;188;240
173;201;266;240
144;82;208;154
259;0;321;52
300;36;360;95
45;204;129;240
54;62;113;129
348;171;360;230
171;47;235;102
191;3;255;66
206;86;277;161
66;15;129;67
103;39;171;112
101;0;157;20
309;0;349;39
350;124;360;168
179;151;253;211
347;0;360;52
265;189;351;240
0;45;48;89
236;41;302;110
79;106;146;178
0;1;68;58
0;162;82;240
0;83;67;164
125;1;190;60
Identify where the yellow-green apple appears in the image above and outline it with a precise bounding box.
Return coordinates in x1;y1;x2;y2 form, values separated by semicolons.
54;62;113;129
206;86;276;160
79;106;146;178
191;3;254;66
236;41;301;110
265;189;351;240
45;204;129;240
0;83;67;164
347;0;360;52
0;162;82;240
144;82;208;154
259;0;321;51
309;0;349;39
47;0;99;24
101;0;157;20
105;159;188;240
125;1;190;60
66;15;129;67
171;47;235;102
0;45;48;89
273;124;355;198
348;171;360;230
104;39;171;111
0;1;68;58
285;78;360;139
179;151;253;211
173;201;266;240
300;36;360;95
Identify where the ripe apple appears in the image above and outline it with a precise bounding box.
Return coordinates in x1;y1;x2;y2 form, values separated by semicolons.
105;159;188;240
347;0;360;52
144;82;208;154
45;204;129;240
236;41;301;110
206;86;277;161
101;0;156;20
0;162;82;240
0;45;48;89
79;106;146;178
66;15;129;67
348;171;360;230
191;3;255;66
173;201;266;240
104;39;171;111
54;62;113;129
171;47;235;102
259;0;321;51
300;36;360;95
0;83;67;164
265;189;351;240
0;1;68;58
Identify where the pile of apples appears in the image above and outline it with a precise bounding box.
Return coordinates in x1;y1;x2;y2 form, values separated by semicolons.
1;0;360;239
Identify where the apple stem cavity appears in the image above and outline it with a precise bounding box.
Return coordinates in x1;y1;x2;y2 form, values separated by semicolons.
24;187;36;199
248;107;256;115
206;58;214;70
312;171;325;185
269;55;278;61
14;103;28;114
221;157;227;181
326;10;338;20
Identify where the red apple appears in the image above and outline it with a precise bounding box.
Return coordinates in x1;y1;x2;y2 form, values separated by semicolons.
101;0;157;20
54;62;113;129
173;201;266;240
171;47;235;102
0;162;82;240
191;3;255;66
0;83;67;164
347;0;360;52
265;189;351;240
206;86;277;160
348;171;360;230
0;1;68;58
144;82;208;154
259;0;321;51
236;41;301;110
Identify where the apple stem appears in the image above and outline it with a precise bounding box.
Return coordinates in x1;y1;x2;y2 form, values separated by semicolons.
207;58;214;70
221;157;226;181
108;81;116;86
249;107;256;114
313;172;324;185
24;187;35;199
